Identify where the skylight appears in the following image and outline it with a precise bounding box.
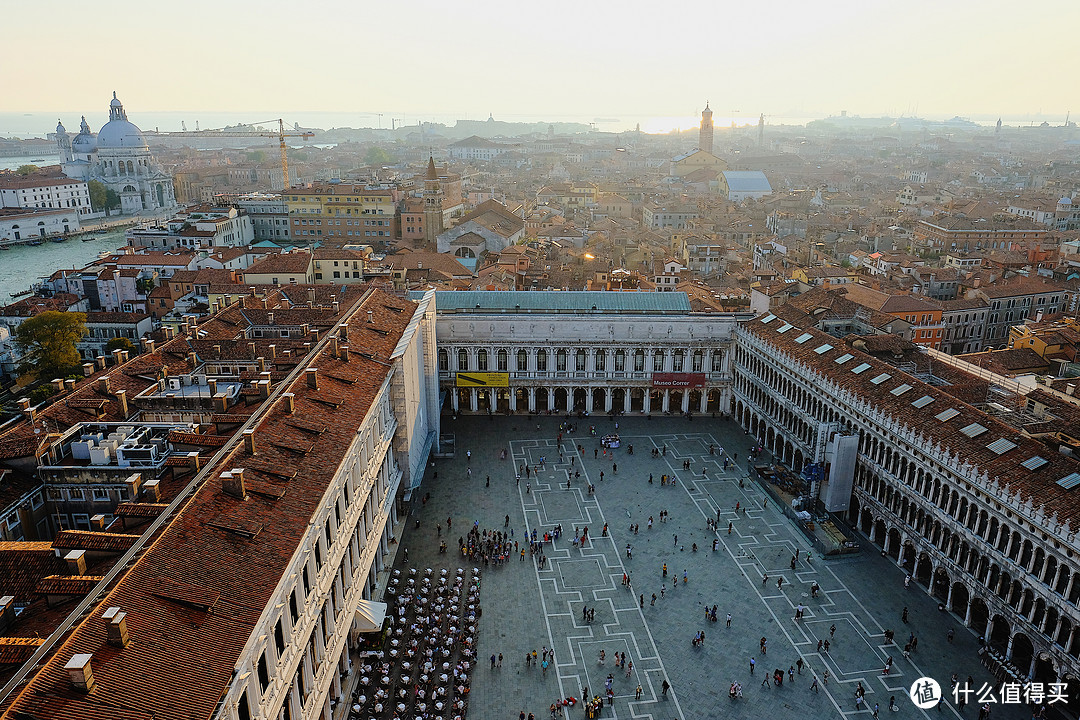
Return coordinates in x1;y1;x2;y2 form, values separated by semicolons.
834;353;853;364
891;384;913;396
936;408;960;422
814;344;834;355
777;323;793;334
761;314;777;324
960;423;988;438
1020;456;1048;471
870;373;891;385
852;363;871;374
986;438;1017;455
1057;473;1080;490
911;395;934;408
794;333;814;344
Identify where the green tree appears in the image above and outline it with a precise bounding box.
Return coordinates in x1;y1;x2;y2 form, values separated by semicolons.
29;384;57;404
87;180;108;211
15;311;87;380
105;337;135;354
364;146;396;166
135;276;156;294
245;150;266;163
104;188;121;214
15;164;39;175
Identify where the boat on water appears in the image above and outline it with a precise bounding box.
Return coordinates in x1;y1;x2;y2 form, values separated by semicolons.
27;240;44;246
81;236;96;242
51;237;66;243
0;245;9;251
9;289;32;299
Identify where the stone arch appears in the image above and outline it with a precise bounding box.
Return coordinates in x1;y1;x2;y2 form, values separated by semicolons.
914;552;933;588
887;527;902;560
1011;633;1034;671
950;582;969;618
932;567;950;602
988;614;1011;654
969;596;990;638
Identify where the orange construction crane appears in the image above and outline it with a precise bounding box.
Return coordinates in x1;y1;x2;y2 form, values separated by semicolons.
145;119;314;188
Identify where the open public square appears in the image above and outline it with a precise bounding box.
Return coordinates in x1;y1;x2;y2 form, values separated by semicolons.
395;414;1026;720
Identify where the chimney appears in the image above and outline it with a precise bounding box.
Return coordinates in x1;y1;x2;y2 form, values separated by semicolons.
0;596;14;634
268;344;277;359
367;310;374;323
157;378;166;392
143;338;155;354
301;323;310;337
283;393;295;414
257;356;267;373
1068;385;1076;397
258;378;271;400
95;355;107;371
142;478;160;501
120;350;129;363
238;296;246;309
52;378;65;393
267;312;274;324
213;392;229;413
161;366;169;379
82;362;94;377
164;325;174;339
221;469;246;499
309;329;318;342
64;378;76;392
331;336;339;358
90;514;106;530
187;351;198;367
332;301;339;313
98;375;111;394
64;549;87;576
187;451;201;474
213;344;221;356
125;473;142;501
248;342;257;358
103;607;130;649
338;323;348;342
64;654;96;693
181;318;190;335
243;429;256;454
340;344;349;362
207;378;218;396
115;389;128;418
306;368;319;389
283;349;292;359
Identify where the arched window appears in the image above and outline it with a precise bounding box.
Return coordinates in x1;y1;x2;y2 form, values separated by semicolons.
614;350;625;372
595;350;606;371
126;160;134;174
497;349;508;371
633;349;645;372
476;349;488;371
556;349;567;372
457;349;468;371
652;350;664;372
712;351;724;372
438;349;448;372
517;349;528;372
673;350;684;372
575;349;586;372
536;349;547;372
692;350;704;372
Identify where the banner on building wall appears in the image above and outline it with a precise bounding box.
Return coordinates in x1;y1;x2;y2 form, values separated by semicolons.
651;373;706;388
455;372;510;388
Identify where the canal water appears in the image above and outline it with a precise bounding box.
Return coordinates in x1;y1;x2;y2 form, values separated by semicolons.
0;227;127;301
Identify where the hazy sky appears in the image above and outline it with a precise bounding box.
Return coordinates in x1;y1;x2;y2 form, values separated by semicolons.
5;0;1079;127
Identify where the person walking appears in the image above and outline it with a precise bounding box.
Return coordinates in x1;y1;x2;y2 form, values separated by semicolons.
901;607;909;623
829;623;836;638
726;613;732;628
661;679;670;698
796;658;803;674
750;657;756;674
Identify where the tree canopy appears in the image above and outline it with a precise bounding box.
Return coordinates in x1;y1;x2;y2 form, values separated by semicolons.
104;337;135;354
364;146;396;166
15;164;39;175
15;311;87;380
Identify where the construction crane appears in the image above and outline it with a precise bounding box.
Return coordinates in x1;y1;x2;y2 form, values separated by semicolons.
145;119;314;188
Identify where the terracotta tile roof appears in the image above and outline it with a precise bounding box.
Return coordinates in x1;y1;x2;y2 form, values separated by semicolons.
35;575;104;597
746;307;1080;523
2;290;417;720
52;531;139;554
0;638;45;666
0;542;67;604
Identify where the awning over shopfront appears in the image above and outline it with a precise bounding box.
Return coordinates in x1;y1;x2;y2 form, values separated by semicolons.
354;599;387;633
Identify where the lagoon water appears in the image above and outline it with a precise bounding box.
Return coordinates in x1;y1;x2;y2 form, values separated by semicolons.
0;227;126;301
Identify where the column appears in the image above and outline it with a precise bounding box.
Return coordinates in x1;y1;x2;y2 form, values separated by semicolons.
469;388;478;412
699;391;708;414
510;389;517;413
604;389;613;413
624;390;632;414
452;391;460;413
586;389;594;414
662;390;670;413
488;389;496;413
946;583;954;611
681;391;690;414
643;391;651;414
565;388;573;414
547;390;555;413
528;388;536;413
964;596;973;626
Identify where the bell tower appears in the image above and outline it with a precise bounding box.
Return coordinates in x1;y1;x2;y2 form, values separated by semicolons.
423;156;444;247
699;102;714;155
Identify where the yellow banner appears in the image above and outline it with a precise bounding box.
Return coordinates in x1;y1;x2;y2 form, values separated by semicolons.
455;372;510;388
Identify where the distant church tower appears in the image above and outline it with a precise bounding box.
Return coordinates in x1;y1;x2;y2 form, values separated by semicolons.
423;156;444;246
758;113;765;147
699;102;714;154
996;118;1002;134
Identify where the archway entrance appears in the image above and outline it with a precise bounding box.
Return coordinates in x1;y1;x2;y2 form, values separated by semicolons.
515;387;528;412
496;388;511;413
689;389;702;413
669;389;684;414
630;388;645;413
886;528;901;560
988;615;1010;654
1032;654;1056;685
591;388;606;413
573;388;587;412
933;568;950;602
649;389;663;413
612;388;626;413
476;389;491;413
950;582;969;618
536;387;549;411
554;388;568;413
1011;634;1034;674
969;597;989;638
707;389;722;413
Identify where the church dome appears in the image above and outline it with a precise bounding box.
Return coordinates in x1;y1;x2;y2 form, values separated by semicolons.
97;92;147;149
56;120;67;135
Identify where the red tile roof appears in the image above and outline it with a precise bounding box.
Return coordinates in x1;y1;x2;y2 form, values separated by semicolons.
2;289;416;720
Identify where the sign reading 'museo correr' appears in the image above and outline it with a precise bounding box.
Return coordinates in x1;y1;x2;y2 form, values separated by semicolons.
651;373;706;388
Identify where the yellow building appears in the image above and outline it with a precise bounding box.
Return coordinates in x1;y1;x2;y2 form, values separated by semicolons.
285;182;398;247
671;149;728;178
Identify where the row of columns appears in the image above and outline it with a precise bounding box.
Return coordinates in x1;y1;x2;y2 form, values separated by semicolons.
449;386;714;414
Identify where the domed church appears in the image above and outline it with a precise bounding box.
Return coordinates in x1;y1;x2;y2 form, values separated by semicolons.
56;92;176;215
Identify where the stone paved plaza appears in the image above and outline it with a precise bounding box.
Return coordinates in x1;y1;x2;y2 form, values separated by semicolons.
396;415;1027;720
